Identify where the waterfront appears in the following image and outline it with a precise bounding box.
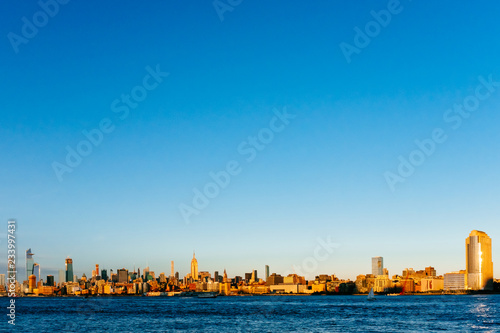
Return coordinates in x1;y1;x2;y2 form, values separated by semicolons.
3;295;500;332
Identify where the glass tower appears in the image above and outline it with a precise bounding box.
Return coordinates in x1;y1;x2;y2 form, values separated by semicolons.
371;257;383;276
466;230;493;290
65;258;73;282
26;249;35;281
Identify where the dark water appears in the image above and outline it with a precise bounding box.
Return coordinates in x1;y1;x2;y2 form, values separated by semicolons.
2;295;500;332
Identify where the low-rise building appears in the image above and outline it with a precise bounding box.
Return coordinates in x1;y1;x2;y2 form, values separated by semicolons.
444;271;466;291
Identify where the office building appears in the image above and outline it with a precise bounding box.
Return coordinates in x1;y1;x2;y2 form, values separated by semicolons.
265;265;270;281
191;252;198;281
267;273;284;286
117;269;128;283
65;258;73;282
58;270;65;286
26;249;35;282
46;275;55;286
101;269;108;281
444;271;466;291
372;257;383;276
0;274;5;287
466;230;493;290
171;261;174;277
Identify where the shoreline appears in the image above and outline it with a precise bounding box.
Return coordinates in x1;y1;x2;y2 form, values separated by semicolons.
3;291;500;298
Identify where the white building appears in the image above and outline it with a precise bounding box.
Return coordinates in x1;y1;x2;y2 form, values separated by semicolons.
444;271;465;290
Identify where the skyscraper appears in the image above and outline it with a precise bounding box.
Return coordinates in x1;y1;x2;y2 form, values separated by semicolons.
58;270;65;286
101;269;108;281
46;275;55;287
65;258;73;282
0;274;5;287
26;249;35;282
466;230;493;290
252;269;258;282
265;265;270;281
191;252;198;281
171;261;174;278
118;269;129;283
372;257;383;276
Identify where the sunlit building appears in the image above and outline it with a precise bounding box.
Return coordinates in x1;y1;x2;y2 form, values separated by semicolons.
444;271;466;290
117;269;128;283
372;257;383;276
466;230;493;290
65;258;73;282
420;277;443;292
191;252;199;281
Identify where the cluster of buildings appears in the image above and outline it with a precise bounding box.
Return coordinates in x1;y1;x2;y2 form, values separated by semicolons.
356;230;495;293
0;230;496;297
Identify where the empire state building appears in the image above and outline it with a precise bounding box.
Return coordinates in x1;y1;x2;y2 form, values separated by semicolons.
191;252;198;281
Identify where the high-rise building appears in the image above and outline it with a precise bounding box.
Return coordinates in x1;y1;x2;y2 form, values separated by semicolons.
372;257;383;276
466;230;493;290
171;261;174;277
0;274;5;287
26;249;35;282
117;269;129;283
65;258;73;282
265;265;270;281
252;270;258;282
101;269;108;281
46;275;55;287
33;263;41;282
191;252;198;281
58;270;65;286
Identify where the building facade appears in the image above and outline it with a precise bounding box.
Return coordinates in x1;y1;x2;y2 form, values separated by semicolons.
466;230;493;290
65;258;73;282
372;257;383;276
190;252;198;281
26;249;35;282
444;271;466;290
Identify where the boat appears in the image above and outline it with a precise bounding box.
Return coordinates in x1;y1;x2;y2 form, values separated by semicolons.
198;292;218;298
367;288;375;301
386;293;400;296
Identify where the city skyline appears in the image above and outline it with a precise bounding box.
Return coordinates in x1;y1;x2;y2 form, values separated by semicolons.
13;230;496;284
2;1;500;283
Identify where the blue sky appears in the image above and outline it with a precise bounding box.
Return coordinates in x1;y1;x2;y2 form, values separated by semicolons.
1;0;500;281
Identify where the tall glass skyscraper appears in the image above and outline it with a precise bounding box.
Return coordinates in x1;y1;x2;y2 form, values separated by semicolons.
26;249;35;281
65;258;74;282
466;230;493;290
371;257;383;276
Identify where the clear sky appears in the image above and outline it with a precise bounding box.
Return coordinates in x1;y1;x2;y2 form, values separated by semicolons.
1;0;500;282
